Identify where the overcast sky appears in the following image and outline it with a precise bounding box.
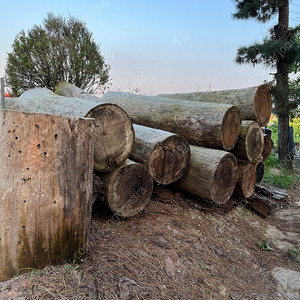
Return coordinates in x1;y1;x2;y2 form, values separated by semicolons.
0;0;299;94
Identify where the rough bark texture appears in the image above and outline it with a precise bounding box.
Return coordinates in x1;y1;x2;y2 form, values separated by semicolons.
100;92;242;151
276;0;290;166
95;160;153;217
255;159;265;184
231;120;264;162
158;84;271;126
176;145;238;204
5;88;134;172
0;110;94;281
234;160;257;198
262;134;274;161
130;124;191;185
56;83;242;151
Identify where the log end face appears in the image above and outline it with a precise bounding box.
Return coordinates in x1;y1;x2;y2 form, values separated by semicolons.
87;104;134;172
245;122;264;162
106;162;153;217
149;135;191;185
211;153;238;204
262;134;273;161
254;84;272;127
256;161;265;183
241;164;257;198
221;106;241;151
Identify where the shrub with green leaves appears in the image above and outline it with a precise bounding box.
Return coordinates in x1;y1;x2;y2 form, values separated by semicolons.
6;13;110;95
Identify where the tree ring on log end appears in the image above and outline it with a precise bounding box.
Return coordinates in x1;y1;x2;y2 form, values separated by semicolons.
106;163;153;217
255;161;265;183
211;153;238;204
86;104;134;172
254;84;272;127
149;135;191;185
221;106;241;151
241;164;256;198
245;122;264;162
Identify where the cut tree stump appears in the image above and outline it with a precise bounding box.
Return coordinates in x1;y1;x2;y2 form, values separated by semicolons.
55;83;242;151
131;124;191;184
94;159;153;217
175;145;238;204
231;120;264;162
5;88;134;172
262;134;274;161
157;84;272;126
0;110;94;281
234;160;257;198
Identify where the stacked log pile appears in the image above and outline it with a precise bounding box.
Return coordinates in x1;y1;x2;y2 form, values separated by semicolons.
1;81;274;280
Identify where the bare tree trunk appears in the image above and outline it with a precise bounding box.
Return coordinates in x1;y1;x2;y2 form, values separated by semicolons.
5;88;134;172
0;110;94;281
175;146;238;204
94;160;153;218
276;0;291;169
131;124;191;185
158;85;272;126
55;82;242;151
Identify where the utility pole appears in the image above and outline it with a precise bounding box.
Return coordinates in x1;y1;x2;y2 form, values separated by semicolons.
1;78;5;109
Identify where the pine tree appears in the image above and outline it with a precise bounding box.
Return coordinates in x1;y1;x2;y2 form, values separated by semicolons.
233;0;300;167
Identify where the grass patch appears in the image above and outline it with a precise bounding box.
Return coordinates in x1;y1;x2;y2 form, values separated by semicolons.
263;153;296;189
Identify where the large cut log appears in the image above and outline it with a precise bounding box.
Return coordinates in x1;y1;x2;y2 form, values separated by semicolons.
0;110;94;281
131;124;191;184
231;120;264;162
157;84;272;126
5;88;134;172
175;145;238;204
55;82;241;151
234;160;257;198
94;160;153;217
262;134;274;161
255;159;265;183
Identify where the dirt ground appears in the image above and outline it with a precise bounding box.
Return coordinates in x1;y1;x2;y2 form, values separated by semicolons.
0;182;299;299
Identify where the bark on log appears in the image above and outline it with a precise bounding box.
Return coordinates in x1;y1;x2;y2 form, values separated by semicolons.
175;145;238;204
0;110;94;281
55;82;242;151
131;124;191;184
262;134;274;161
157;84;272;126
231;120;264;162
234;160;257;198
255;159;265;183
95;159;153;217
5;88;134;172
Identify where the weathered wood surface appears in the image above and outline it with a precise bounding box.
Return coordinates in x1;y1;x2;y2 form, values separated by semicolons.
157;84;272;126
254;159;265;183
256;184;288;201
55;82;242;151
176;145;238;204
262;134;274;161
234;160;257;198
131;124;191;184
231;120;264;162
5;88;134;172
0;110;94;281
94;160;153;217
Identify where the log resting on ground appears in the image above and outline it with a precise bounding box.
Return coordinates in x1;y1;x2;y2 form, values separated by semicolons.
131;124;191;184
0;110;94;281
254;159;265;183
175;145;238;205
262;134;274;161
157;84;272;126
5;88;134;172
94;159;153;217
234;160;257;198
55;82;242;151
231;120;264;162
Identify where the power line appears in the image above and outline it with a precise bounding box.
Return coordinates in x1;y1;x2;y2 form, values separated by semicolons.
291;10;300;15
